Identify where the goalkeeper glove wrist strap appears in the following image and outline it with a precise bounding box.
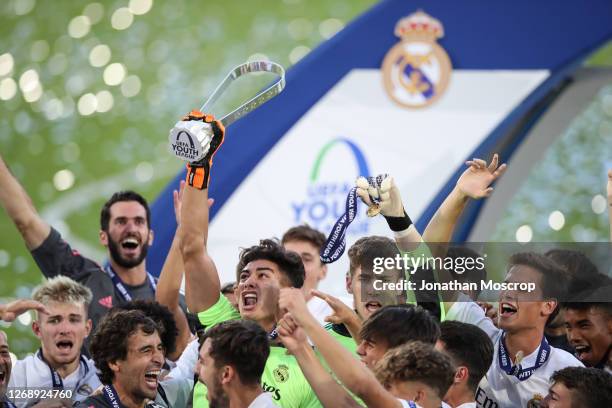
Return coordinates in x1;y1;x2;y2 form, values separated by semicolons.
383;210;413;232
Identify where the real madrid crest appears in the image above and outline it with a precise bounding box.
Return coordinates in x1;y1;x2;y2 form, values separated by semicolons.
273;364;289;383
382;10;452;108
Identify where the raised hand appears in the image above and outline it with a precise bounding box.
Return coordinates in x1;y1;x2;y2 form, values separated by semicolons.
457;153;507;199
356;175;405;217
173;180;213;226
311;290;359;326
279;288;311;325
1;299;49;322
277;313;308;354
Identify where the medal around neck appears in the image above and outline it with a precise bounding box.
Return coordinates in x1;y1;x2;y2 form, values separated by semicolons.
169;60;286;162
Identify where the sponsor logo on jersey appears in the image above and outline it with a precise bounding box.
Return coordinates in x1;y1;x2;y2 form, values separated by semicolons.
98;296;113;308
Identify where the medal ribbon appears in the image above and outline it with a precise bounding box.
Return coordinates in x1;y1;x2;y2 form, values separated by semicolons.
319;187;359;264
38;349;89;389
319;175;388;263
2;396;17;408
498;334;550;381
102;385;125;408
105;266;157;302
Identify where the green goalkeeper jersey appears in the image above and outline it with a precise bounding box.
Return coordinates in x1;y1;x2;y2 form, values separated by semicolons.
193;295;322;408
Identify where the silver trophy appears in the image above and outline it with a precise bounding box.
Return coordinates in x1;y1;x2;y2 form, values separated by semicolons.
169;60;286;162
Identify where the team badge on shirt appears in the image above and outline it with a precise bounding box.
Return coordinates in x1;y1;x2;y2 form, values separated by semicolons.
382;10;452;108
273;364;289;383
527;394;544;407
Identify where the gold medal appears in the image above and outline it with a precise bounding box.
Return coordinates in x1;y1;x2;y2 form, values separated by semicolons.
367;204;381;217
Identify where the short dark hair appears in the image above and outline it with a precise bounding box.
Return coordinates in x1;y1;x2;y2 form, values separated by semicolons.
202;320;270;385
90;310;160;385
545;249;599;278
439;321;493;392
221;282;236;295
508;252;569;324
561;281;612;317
238;239;305;288
360;304;440;348
112;300;178;356
508;252;569;299
375;341;454;400
446;246;487;281
550;367;612;408
545;249;604;297
100;190;151;231
347;236;400;277
281;225;326;250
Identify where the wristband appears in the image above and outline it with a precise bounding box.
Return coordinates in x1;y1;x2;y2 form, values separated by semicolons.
383;210;413;232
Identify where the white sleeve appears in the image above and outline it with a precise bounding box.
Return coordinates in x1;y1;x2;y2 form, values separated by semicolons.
446;296;501;341
166;337;199;381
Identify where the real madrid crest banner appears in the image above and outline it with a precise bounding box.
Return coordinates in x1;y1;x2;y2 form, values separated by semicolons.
382;10;452;109
149;0;612;296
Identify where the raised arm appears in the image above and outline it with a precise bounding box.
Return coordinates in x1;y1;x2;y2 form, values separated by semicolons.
311;289;362;343
0;153;50;249
279;288;402;408
156;180;193;359
423;154;506;245
177;112;225;313
356;176;422;252
0;299;48;322
277;313;362;408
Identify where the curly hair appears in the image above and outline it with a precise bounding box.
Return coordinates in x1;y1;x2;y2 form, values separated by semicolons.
112;300;178;356
550;367;612;407
90;309;160;385
375;341;454;400
237;239;304;288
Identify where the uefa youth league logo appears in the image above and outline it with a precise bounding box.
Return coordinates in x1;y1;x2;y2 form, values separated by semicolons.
382;10;452;108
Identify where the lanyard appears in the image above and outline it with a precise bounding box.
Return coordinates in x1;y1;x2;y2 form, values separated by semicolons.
102;385;125;408
498;334;550;381
38;349;89;389
105;266;157;301
2;396;17;408
319;187;359;263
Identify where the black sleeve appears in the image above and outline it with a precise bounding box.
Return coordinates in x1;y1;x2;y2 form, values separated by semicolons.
411;265;442;322
30;227;101;282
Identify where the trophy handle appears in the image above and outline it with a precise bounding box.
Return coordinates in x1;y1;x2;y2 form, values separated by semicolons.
200;61;286;127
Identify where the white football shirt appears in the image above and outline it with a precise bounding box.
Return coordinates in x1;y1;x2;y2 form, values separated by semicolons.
8;350;101;407
447;300;583;408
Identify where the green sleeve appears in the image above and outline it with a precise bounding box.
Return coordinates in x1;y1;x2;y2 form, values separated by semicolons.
400;241;446;322
193;381;208;408
197;294;241;328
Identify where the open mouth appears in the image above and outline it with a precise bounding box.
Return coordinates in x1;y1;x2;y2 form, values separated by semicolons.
121;237;140;250
0;369;6;385
499;302;517;318
144;369;160;389
365;301;382;314
241;292;258;311
573;344;591;360
56;340;74;352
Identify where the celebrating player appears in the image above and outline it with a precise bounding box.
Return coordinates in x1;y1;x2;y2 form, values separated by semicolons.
0;153;159;331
